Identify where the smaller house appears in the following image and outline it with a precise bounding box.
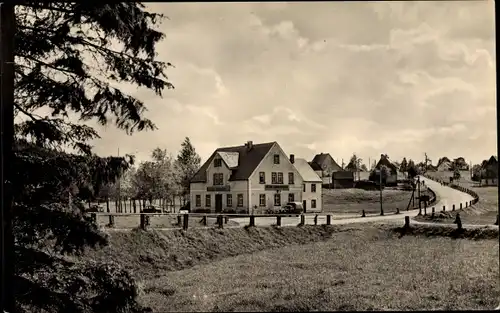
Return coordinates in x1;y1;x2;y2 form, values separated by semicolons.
453;157;469;171
436;157;452;171
480;156;498;186
293;158;323;212
371;154;398;186
332;171;355;189
309;153;342;185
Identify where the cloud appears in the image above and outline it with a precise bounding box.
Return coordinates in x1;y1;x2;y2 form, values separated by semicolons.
88;2;495;166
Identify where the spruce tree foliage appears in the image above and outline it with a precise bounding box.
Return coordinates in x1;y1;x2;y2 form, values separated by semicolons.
176;137;201;202
10;2;173;312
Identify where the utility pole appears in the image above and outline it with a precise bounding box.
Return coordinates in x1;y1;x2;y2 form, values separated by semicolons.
117;147;122;213
379;167;383;215
1;3;16;312
417;175;421;208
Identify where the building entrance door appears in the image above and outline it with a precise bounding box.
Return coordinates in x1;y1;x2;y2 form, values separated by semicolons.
215;194;223;213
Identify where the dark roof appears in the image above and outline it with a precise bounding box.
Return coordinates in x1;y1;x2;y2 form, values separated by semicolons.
308;161;322;171
190;142;275;183
311;153;342;171
375;155;398;173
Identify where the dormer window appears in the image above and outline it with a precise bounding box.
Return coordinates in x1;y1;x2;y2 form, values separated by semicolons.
273;154;280;164
214;158;222;167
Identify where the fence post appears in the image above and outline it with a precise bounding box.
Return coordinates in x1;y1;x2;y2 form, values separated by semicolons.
249;215;255;227
469;200;472;206
362;210;366;217
418;207;422;216
460;203;462;209
224;216;229;224
218;215;224;229
183;214;189;231
203;216;208;226
140;214;146;230
404;216;410;229
442;205;445;212
431;207;435;217
90;213;97;223
465;202;468;208
424;206;427;216
300;214;305;226
395;208;400;214
326;215;331;225
108;215;115;228
314;215;318;225
177;215;182;225
452;204;455;211
454;213;462;230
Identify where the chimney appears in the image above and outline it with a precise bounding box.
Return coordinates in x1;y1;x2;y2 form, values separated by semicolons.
290;154;295;164
246;141;253;151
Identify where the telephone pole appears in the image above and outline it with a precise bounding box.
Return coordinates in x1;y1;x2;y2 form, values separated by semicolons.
1;3;16;312
117;147;122;213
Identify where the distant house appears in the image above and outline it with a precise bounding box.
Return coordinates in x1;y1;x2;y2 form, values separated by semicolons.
480;156;498;186
309;153;342;185
331;171;355;189
370;154;398;186
345;159;369;181
436;157;452;171
453;157;469;171
293;158;323;212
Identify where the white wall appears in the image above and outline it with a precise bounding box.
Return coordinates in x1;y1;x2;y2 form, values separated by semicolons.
302;182;322;212
248;143;303;212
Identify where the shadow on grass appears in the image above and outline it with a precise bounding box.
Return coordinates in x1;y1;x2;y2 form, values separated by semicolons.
393;225;498;240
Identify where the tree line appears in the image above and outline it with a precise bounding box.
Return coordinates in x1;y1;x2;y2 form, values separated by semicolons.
97;137;201;213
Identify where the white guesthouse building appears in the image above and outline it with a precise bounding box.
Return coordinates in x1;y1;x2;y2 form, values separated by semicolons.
189;141;322;213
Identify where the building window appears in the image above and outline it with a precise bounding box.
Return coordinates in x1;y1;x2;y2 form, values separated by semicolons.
213;173;223;185
311;184;317;193
303;184;306;192
288;172;294;185
195;195;201;207
274;194;281;206
259;194;266;207
271;172;277;184
288;193;294;203
311;199;317;209
259;172;265;184
214;158;222;167
237;194;244;207
205;195;211;207
277;172;284;184
274;154;280;164
227;194;232;207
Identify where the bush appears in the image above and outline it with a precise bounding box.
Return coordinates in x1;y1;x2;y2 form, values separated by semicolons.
222;208;236;214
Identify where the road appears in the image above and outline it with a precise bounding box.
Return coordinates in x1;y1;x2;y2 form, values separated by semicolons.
231;176;476;227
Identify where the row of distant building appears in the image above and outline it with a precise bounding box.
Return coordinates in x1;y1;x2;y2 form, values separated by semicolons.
188;141;400;214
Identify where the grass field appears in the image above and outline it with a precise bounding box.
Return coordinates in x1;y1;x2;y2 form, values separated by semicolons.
85;224;499;311
421;172;498;225
323;188;429;215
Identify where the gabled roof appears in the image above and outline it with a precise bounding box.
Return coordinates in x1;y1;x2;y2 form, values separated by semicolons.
375;155;398;173
308;161;322;171
311;153;342;172
190;142;275;183
294;158;322;182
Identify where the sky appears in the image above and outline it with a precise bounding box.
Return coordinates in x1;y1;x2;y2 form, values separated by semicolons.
88;1;496;167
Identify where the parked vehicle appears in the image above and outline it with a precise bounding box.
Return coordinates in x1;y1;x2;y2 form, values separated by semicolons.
179;201;191;214
142;205;161;213
266;202;304;215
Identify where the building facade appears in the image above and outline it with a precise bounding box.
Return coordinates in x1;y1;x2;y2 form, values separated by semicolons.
293;158;323;212
189;141;306;213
